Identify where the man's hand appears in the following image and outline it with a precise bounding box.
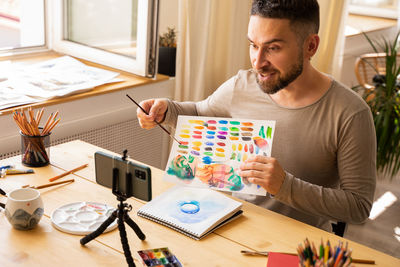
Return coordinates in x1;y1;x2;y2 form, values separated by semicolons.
239;155;286;195
136;99;168;129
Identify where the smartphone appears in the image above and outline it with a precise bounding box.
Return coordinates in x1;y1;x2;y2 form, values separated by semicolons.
94;151;152;201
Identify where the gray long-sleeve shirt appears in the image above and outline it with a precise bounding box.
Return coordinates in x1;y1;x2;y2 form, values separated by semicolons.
163;69;376;231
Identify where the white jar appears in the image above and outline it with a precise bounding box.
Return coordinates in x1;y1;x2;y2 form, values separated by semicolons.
5;188;44;230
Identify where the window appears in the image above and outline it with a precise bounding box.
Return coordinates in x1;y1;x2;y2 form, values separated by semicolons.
0;0;159;78
52;0;159;77
0;0;46;52
349;0;398;19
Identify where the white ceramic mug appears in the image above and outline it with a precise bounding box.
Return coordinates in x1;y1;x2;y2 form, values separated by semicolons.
5;188;44;230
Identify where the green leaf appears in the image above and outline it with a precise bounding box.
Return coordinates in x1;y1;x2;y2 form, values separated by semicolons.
357;31;400;179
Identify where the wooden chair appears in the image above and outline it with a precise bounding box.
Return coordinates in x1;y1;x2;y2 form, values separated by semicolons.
354;52;388;90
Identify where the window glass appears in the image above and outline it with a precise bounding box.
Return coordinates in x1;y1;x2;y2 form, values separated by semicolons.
350;0;396;8
349;0;398;19
53;0;158;77
0;0;45;51
65;0;138;59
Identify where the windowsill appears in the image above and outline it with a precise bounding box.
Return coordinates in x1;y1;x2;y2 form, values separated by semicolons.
0;50;169;116
345;14;397;37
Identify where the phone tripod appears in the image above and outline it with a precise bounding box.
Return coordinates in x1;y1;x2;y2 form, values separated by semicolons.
80;150;145;267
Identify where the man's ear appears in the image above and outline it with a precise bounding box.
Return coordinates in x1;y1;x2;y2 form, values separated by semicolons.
304;34;319;59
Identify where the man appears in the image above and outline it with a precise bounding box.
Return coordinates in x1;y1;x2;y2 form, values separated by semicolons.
137;0;376;232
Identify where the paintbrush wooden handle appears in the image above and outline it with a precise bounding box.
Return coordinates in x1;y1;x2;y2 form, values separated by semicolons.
35;179;75;189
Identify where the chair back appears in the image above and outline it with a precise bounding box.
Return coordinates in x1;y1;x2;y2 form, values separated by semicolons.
354;52;387;89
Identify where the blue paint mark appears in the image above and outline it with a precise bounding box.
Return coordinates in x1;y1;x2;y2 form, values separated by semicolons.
202;156;213;164
218;120;228;124
179;200;200;214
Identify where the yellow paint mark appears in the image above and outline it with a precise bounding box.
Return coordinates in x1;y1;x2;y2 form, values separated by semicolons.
192;141;202;146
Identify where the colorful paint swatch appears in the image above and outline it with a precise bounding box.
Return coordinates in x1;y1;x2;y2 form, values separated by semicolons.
137;247;182;267
165;115;276;196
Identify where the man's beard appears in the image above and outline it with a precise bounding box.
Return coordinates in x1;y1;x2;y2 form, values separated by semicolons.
255;55;304;94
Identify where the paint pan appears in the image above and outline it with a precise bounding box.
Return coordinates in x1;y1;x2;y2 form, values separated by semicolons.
137;247;182;267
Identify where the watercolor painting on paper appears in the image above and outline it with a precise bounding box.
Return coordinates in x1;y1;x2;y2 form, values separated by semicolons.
164;115;276;195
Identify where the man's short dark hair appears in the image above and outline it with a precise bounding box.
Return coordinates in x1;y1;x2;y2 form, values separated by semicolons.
251;0;319;40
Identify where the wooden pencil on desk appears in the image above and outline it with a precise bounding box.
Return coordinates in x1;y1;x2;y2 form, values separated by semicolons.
49;164;88;182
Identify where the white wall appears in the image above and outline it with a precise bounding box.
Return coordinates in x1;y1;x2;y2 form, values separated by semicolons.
158;0;179;36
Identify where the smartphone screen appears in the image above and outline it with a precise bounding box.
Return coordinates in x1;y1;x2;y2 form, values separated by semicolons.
94;151;152;201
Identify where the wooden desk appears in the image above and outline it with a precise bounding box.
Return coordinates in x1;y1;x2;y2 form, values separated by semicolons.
1;140;399;266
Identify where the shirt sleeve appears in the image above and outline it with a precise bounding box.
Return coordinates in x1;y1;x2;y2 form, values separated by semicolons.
163;76;236;128
274;108;377;224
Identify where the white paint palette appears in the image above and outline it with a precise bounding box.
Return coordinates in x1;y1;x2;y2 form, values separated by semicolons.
51;201;117;235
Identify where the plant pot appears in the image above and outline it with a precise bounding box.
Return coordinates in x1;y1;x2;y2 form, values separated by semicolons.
158;47;176;77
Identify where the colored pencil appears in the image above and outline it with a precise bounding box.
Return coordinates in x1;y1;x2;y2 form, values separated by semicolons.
296;239;375;266
49;164;88;182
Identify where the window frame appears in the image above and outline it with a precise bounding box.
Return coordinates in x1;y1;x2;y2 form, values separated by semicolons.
0;0;48;56
50;0;158;78
348;1;398;19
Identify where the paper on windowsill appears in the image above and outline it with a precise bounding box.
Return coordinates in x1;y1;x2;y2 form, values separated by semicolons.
0;56;123;110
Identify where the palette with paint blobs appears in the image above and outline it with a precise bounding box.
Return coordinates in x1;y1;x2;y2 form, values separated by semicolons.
51;201;117;235
164;115;276;195
137;247;182;267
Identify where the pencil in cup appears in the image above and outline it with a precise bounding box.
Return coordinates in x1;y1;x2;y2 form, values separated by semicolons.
297;238;375;267
13;108;60;167
20;128;50;167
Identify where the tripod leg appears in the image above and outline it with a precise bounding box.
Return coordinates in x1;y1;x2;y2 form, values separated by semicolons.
80;210;117;245
123;209;146;241
118;208;135;267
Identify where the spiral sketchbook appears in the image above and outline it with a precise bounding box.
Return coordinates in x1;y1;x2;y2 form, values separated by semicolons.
137;186;243;240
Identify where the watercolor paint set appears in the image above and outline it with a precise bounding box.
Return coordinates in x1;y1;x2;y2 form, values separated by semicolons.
137;247;182;267
164;115;276;195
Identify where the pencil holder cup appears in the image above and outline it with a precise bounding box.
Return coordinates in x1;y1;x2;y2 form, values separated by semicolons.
5;188;44;230
20;130;50;167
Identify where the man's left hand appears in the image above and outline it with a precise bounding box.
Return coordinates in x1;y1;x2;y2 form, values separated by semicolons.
239;155;286;195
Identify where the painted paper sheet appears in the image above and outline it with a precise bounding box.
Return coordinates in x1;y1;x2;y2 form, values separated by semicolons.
164;115;276;195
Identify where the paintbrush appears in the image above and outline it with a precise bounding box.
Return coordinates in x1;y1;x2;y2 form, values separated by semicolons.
22;178;75;189
126;94;181;145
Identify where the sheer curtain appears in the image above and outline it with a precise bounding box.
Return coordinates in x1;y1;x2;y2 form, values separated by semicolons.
174;0;348;102
312;0;349;78
174;0;252;101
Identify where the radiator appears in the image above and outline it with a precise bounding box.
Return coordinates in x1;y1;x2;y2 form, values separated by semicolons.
0;118;170;170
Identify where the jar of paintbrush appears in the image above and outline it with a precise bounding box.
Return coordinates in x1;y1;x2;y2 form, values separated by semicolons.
13;108;60;167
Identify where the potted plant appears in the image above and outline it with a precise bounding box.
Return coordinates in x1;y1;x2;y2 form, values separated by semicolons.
158;27;177;77
354;32;400;178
